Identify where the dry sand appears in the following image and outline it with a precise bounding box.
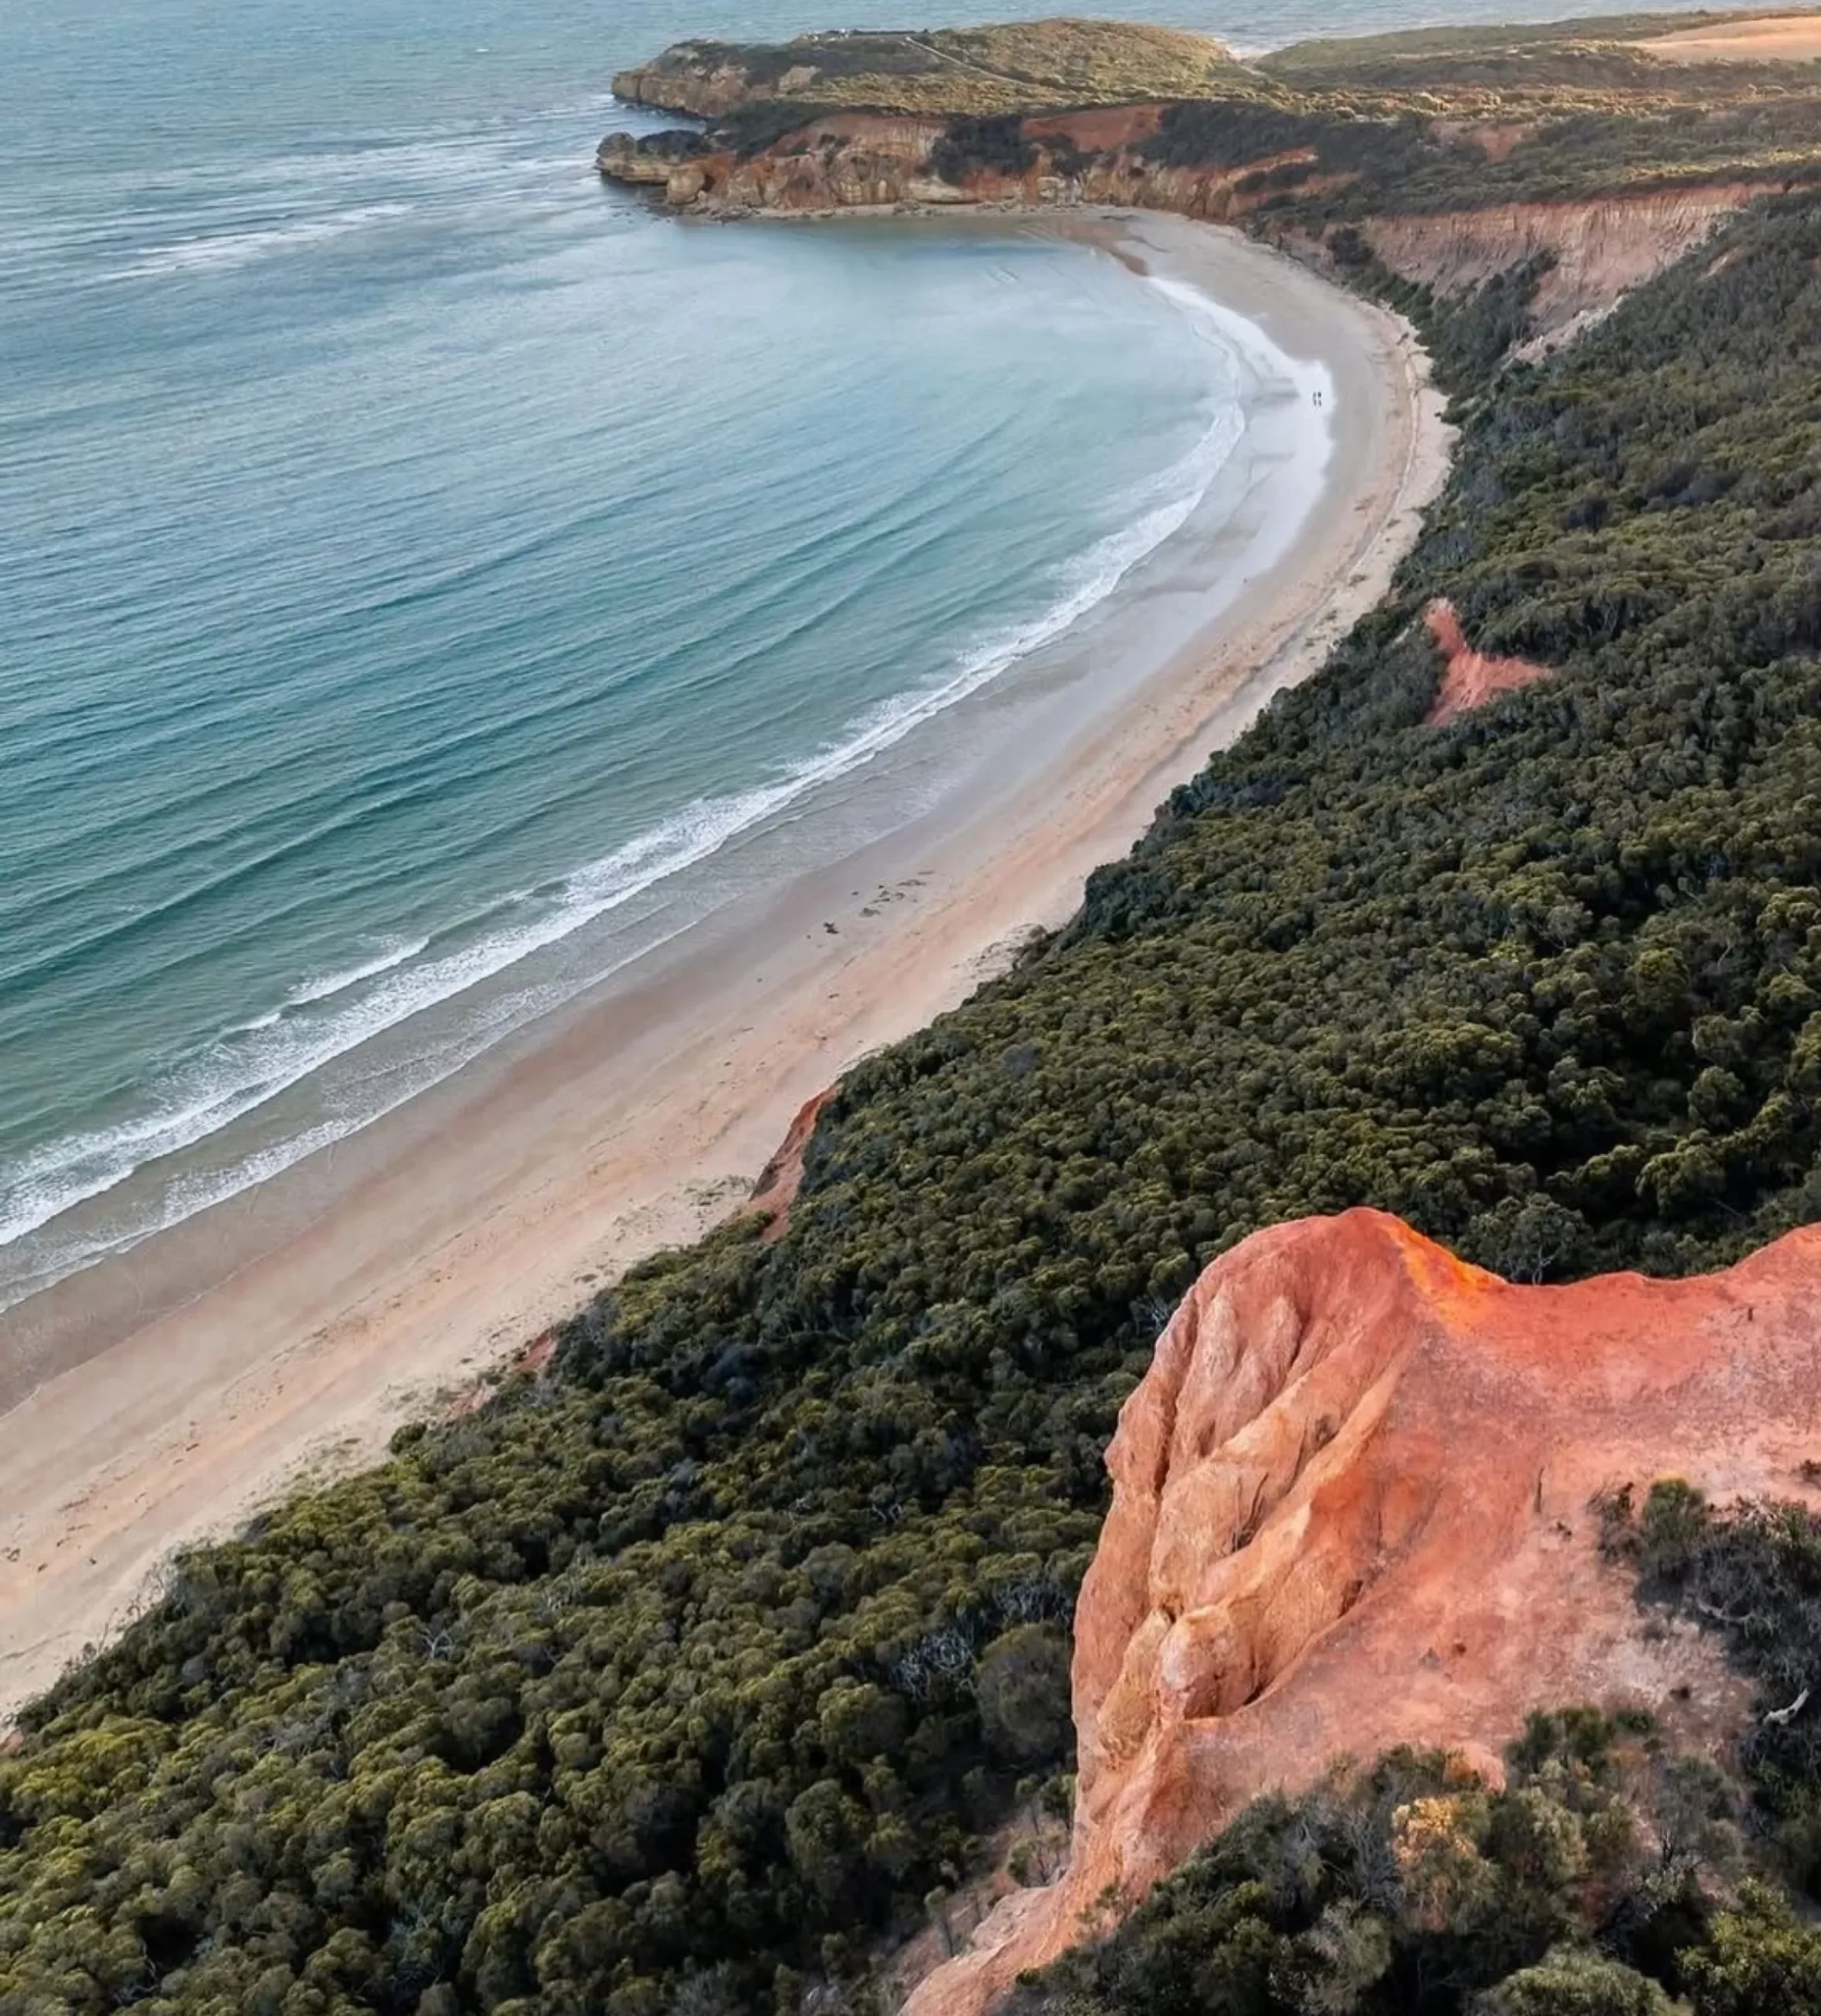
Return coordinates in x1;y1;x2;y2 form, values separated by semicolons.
0;211;1452;1721
1641;12;1821;61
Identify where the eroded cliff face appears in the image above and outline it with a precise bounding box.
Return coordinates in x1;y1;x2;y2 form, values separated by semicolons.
710;115;965;213
744;1088;831;1243
597;113;1775;329
611;46;760;119
1364;181;1778;345
906;1208;1821;2016
598;109;1349;224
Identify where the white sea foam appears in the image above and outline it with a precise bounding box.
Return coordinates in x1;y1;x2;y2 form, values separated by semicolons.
113;202;417;279
225;936;433;1033
0;258;1280;1308
286;936;435;1009
1147;271;1337;421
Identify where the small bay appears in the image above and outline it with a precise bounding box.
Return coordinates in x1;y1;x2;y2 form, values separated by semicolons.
0;0;1708;1313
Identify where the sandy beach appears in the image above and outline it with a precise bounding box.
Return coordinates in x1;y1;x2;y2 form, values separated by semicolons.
0;210;1450;1721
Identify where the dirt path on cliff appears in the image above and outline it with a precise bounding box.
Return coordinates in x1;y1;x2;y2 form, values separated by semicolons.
0;213;1450;1723
895;33;1032;87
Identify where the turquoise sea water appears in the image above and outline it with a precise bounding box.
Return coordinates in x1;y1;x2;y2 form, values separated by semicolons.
0;0;1712;1317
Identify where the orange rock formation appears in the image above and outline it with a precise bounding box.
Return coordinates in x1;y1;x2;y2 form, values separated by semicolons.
745;1087;831;1241
1423;596;1552;724
907;1207;1821;2016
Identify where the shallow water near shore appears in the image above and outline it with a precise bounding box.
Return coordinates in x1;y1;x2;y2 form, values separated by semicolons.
0;24;1245;1317
0;0;1713;1331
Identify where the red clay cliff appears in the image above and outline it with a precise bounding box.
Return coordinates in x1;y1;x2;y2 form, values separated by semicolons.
744;1088;831;1241
907;1207;1821;2015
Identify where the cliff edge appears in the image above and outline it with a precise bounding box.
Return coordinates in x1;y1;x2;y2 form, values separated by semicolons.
907;1208;1821;2015
595;114;1792;346
599;13;1821;351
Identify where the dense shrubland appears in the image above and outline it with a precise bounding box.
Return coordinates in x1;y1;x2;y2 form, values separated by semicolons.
930;114;1039;186
1016;1715;1812;2014
1608;1482;1821;1890
1129;71;1821;216
1025;1490;1821;2016
751;76;1821;217
3;165;1821;2016
1018;1711;1741;2015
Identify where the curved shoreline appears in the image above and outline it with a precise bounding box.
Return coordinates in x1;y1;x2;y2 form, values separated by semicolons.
0;210;1450;1721
0;244;1240;1316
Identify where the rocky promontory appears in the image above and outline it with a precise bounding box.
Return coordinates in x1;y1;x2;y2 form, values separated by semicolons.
907;1207;1821;2015
610;20;1248;120
597;16;1818;350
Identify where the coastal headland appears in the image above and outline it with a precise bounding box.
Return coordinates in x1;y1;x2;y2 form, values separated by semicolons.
0;209;1446;1718
8;9;1821;2011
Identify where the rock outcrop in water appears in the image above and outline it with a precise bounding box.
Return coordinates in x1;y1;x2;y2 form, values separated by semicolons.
905;1207;1821;2016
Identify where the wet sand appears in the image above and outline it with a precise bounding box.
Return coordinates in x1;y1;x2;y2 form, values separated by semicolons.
0;210;1452;1720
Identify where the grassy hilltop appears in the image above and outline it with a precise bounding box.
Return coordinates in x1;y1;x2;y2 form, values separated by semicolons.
614;4;1821;121
612;18;1263;117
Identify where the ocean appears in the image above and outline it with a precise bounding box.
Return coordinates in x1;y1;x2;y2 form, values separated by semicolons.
0;0;1705;1321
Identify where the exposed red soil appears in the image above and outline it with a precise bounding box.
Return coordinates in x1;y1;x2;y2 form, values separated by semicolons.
907;1207;1821;2016
1424;596;1553;723
1027;104;1163;151
443;1331;557;1421
745;1087;832;1242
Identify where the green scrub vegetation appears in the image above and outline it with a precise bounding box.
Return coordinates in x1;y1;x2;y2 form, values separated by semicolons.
3;144;1821;2016
1027;1488;1821;2015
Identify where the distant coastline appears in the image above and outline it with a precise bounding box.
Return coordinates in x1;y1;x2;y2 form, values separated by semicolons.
13;10;1821;2013
0;209;1448;1719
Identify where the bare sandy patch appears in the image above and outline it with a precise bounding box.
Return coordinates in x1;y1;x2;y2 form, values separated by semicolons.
1641;13;1821;63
